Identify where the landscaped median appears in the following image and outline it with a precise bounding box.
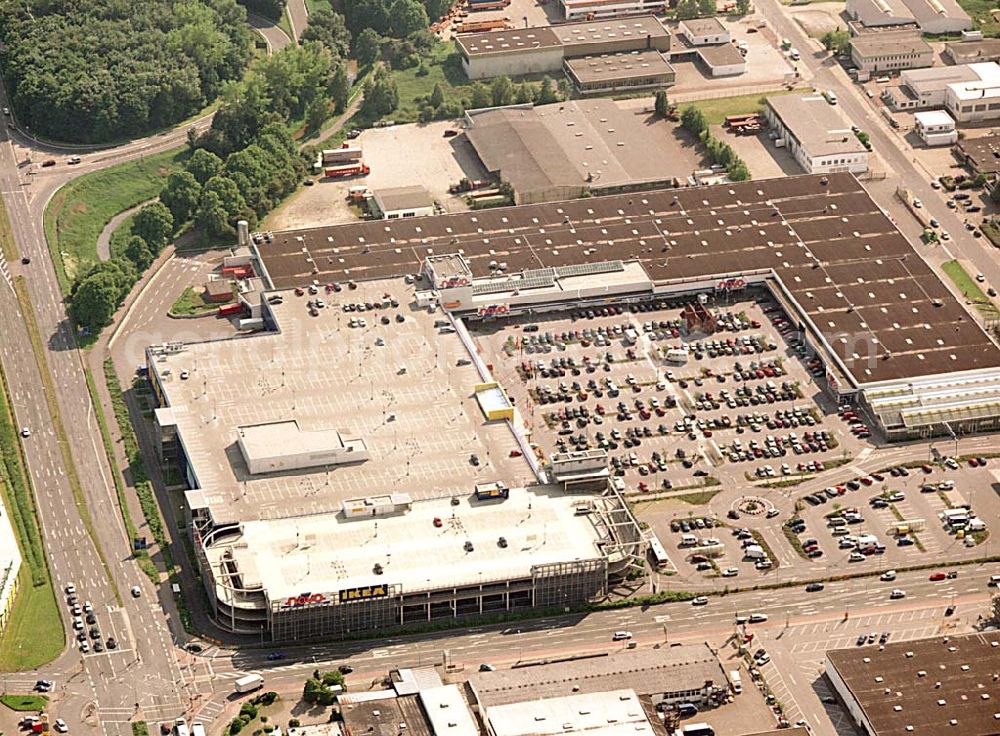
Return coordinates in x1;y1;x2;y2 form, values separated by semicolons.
0;694;48;711
941;259;1000;318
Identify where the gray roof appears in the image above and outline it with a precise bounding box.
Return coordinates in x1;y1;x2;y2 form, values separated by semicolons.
826;632;1000;736
552;15;670;51
765;95;868;158
373;185;434;213
680;17;727;37
468;644;728;707
946;38;1000;63
697;43;747;68
457;27;562;57
849;0;970;28
565;50;674;83
850;31;933;59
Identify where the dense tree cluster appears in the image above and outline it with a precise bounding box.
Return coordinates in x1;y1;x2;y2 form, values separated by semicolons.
302;670;345;706
675;0;716;19
681;106;751;182
0;0;252;143
237;0;286;20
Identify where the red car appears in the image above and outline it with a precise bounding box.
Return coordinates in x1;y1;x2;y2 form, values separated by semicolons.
929;572;946;582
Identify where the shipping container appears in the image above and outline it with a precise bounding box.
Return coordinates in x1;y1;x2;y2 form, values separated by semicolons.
324;163;370;178
218;302;246;317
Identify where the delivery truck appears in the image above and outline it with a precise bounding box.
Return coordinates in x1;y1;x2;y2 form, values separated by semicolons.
234;674;264;694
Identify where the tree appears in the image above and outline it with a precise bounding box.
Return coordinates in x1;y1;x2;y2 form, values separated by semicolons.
681;106;708;136
675;0;699;19
389;0;430;37
195;190;232;237
535;77;558;105
132;202;174;254
469;83;491;109
491;76;514;107
306;97;328;132
654;90;670;118
124;235;155;271
160;171;202;224
697;0;716;16
71;272;122;331
735;0;751;13
186;149;225;185
330;64;350;113
301;9;352;58
728;162;751;181
362;69;399;117
429;82;445;109
356;28;382;67
820;29;850;55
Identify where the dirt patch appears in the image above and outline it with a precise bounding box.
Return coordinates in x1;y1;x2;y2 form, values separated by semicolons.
790;6;845;36
71;202;88;214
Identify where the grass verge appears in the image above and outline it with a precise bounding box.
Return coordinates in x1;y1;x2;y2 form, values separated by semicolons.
689;89;795;126
957;0;1000;36
12;277;118;603
0;694;48;711
981;219;1000;248
103;360;173;574
132;723;150;736
941;259;1000;317
43;147;188;293
170;286;228;316
673;490;722;504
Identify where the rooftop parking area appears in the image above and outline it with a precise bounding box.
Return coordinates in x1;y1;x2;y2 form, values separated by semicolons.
252;173;1000;387
151;277;533;525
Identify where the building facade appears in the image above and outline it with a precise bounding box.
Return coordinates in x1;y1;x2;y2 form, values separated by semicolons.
914;110;957;146
850;33;934;74
763;95;870;175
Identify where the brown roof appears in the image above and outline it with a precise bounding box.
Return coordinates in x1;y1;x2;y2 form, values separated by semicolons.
826;633;1000;736
957;133;1000;175
457;27;562;57
697;43;747;68
252;173;1000;386
850;32;933;59
565;50;674;84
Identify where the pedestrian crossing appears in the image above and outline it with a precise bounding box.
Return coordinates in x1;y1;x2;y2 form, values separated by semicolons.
0;252;12;289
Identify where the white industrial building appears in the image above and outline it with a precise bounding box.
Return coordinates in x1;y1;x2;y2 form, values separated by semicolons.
484;691;656;736
763;95;869;175
913;110;957;146
849;32;934;75
370;186;436;220
945;71;1000;122
883;62;1000;110
678;17;730;46
237;420;369;474
557;0;668;21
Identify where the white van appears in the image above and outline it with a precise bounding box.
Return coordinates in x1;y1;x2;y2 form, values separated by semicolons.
989;575;1000;586
730;670;742;694
680;534;698;548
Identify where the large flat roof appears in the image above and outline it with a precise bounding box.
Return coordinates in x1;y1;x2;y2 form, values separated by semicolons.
850;31;933;58
957;133;1000;174
766;95;868;158
850;0;970;28
252;173;1000;386
486;690;656;736
946;38;1000;63
463;100;683;199
551;16;669;51
206;485;608;601
565;50;673;83
457;27;562;57
468;645;726;706
826;632;1000;736
148;278;533;525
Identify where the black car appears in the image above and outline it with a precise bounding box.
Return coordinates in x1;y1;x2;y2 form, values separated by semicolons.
21;256;30;265
184;642;203;653
806;583;825;592
338;664;354;674
107;637;118;650
34;680;52;691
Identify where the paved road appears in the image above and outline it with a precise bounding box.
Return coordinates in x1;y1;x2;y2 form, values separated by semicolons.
287;0;309;42
248;11;294;53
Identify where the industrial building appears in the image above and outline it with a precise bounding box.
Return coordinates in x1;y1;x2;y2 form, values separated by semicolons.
250;172;1000;440
849;32;934;75
564;50;675;94
763;95;870;175
678;17;729;46
944;71;1000;122
945;38;1000;65
370;185;436;220
557;0;668;22
913;109;957;146
483;690;657;736
954;133;1000;175
669;18;746;77
456;15;670;80
846;0;971;35
468;645;730;708
0;495;21;632
825;633;1000;736
882;62;1000;110
463;99;684;204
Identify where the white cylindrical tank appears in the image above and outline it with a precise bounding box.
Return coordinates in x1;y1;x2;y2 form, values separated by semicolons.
237;220;249;248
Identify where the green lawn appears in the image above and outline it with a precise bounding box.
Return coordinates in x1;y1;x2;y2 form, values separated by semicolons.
43;147;188;294
388;43;476;124
957;0;1000;37
306;0;332;11
170;286;229;316
132;723;150;736
686;89;794;125
0;570;63;672
0;694;49;711
941;259;1000;317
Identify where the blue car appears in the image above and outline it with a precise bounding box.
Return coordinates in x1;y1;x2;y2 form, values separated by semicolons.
267;652;286;661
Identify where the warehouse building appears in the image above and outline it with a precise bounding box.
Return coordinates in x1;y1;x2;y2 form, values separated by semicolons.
825;633;1000;736
463;99;684;204
763;95;869;175
945;72;1000;122
883;62;1000;110
483;690;657;736
251;172;1000;440
954;133;1000;175
457;15;670;80
678;17;729;46
564;50;675;94
468;645;730;709
846;0;971;35
693;43;747;76
557;0;668;21
945;38;1000;64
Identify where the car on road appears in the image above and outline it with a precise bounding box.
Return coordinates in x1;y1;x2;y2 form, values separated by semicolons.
929;572;947;581
821;696;837;704
749;613;768;623
34;679;52;692
41;159;56;167
54;719;68;733
184;642;203;653
20;427;30;438
21;256;29;264
266;651;285;661
1;107;8;116
612;631;633;640
338;665;354;674
130;586;141;598
106;637;117;649
890;589;906;599
67;156;81;165
880;570;896;581
806;583;824;592
479;663;495;672
691;596;709;606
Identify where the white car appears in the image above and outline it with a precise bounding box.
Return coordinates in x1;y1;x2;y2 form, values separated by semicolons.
880;570;897;581
945;458;959;470
54;719;68;733
849;551;865;562
977;273;986;283
749;613;768;623
721;567;739;577
691;596;709;606
130;586;141;598
890;589;906;599
612;630;632;641
912;198;922;208
754;652;771;665
20;427;30;438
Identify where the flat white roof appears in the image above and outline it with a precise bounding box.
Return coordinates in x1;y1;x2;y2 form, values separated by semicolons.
486;690;656;736
914;110;956;126
0;495;22;618
206;485;606;602
419;686;478;736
